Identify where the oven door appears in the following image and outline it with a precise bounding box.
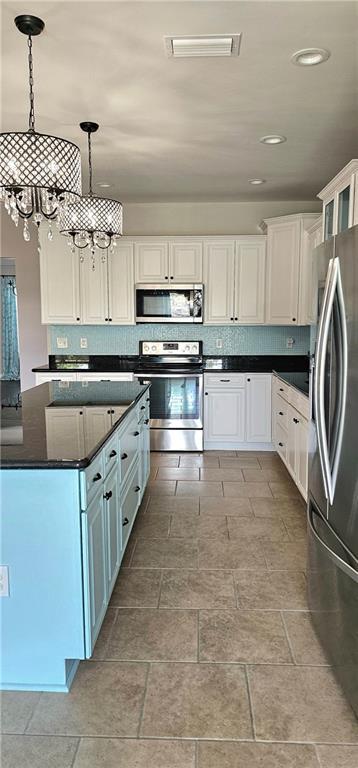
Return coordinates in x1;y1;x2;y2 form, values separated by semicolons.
135;285;203;323
136;374;203;428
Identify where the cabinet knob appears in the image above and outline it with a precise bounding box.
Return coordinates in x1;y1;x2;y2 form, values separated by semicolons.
230;317;234;321
292;318;296;322
103;490;112;500
144;418;149;425
93;472;102;482
235;317;238;321
105;318;108;321
76;317;80;321
111;409;115;414
121;452;128;460
293;417;299;424
79;411;83;415
109;449;117;458
170;275;174;279
204;392;208;396
109;318;112;322
279;411;284;416
133;430;140;436
140;405;145;410
146;397;150;402
134;485;141;493
165;276;169;280
123;516;129;526
279;388;284;392
278;442;284;447
247;378;251;382
107;409;111;414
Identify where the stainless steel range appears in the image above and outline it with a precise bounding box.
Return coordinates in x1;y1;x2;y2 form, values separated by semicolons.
134;341;203;451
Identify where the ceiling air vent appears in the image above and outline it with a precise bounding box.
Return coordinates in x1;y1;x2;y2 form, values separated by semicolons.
164;34;241;58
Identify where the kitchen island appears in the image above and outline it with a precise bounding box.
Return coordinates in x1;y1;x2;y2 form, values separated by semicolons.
0;381;150;692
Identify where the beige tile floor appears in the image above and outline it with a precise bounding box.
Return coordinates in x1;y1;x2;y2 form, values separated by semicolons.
2;450;358;768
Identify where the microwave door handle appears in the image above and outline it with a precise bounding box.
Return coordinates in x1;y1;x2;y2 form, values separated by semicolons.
329;260;348;504
314;257;337;502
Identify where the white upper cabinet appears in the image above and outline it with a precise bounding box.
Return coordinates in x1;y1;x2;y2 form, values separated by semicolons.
245;374;272;443
303;216;323;325
108;243;135;325
203;241;235;324
135;240;202;283
134;242;169;283
80;251;108;324
168;242;203;282
235;239;266;324
318;160;358;240
264;214;319;325
39;229;81;324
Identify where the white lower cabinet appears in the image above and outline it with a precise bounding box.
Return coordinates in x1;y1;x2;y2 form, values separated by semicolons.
81;488;107;657
204;373;272;449
36;372;133;385
45;407;85;458
272;375;309;499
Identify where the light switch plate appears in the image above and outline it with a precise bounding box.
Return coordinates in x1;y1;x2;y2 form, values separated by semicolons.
0;566;9;597
80;338;88;348
286;337;295;349
216;338;223;349
56;337;68;349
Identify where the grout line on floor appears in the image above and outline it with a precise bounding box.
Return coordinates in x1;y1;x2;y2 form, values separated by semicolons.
23;693;43;735
244;665;256;741
279;610;296;665
197;609;200;663
69;737;81;768
314;743;324;767
137;662;151;738
156;569;164;608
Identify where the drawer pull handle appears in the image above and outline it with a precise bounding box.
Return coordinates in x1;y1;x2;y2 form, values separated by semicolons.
144;418;149;425
123;517;129;526
93;472;102;482
103;490;112;500
278;442;284;447
140;405;145;410
293;417;299;424
279;411;284;416
220;379;231;382
133;431;140;436
134;485;141;493
121;452;128;460
109;450;117;458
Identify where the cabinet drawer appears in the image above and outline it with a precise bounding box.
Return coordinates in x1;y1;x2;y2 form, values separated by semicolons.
119;413;139;483
103;433;119;477
76;372;134;382
137;397;149;423
289;389;309;419
81;452;105;510
275;423;288;462
274;379;291;402
276;394;289;430
204;373;245;388
121;462;140;551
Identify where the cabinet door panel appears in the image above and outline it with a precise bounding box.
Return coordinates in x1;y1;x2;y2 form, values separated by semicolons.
266;221;300;324
45;407;85;458
80;251;108;324
108;243;135;324
245;374;272;443
235;240;266;324
104;466;121;597
169;242;202;281
296;415;308;499
39;229;80;324
204;389;245;442
81;490;107;657
135;243;168;283
121;462;140;552
84;407;112;454
287;404;297;478
203;241;235;324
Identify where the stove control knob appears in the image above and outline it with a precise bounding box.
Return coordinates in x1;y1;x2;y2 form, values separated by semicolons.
184;345;190;352
143;344;149;352
151;345;156;351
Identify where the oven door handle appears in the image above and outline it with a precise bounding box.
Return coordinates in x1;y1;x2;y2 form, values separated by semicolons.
134;373;203;379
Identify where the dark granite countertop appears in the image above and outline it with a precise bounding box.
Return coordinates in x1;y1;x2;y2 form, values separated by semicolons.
0;381;150;470
273;370;310;397
33;354;310;375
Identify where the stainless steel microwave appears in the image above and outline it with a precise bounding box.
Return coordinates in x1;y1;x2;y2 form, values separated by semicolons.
135;284;203;323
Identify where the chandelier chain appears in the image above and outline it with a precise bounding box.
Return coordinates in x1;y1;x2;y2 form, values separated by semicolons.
87;132;93;196
27;35;35;132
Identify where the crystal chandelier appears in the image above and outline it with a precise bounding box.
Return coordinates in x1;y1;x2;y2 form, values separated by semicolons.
60;122;122;264
0;15;82;242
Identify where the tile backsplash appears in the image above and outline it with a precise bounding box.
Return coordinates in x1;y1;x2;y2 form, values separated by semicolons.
49;324;310;356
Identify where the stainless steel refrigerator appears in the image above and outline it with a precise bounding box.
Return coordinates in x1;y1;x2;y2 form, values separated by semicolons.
308;224;358;716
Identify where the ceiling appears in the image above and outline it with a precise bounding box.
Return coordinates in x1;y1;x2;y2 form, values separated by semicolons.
1;1;358;202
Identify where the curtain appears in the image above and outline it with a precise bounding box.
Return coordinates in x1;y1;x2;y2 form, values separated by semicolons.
1;276;20;380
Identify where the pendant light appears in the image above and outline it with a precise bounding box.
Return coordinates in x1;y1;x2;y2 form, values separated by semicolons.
0;15;82;242
60;122;122;266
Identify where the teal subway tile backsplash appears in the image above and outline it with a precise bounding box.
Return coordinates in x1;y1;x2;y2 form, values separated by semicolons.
49;324;310;356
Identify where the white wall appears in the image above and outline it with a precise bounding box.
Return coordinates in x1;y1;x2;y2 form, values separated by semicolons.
0;212;48;390
123;200;321;236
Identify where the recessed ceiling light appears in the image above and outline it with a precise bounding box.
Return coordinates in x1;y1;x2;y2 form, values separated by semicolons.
260;135;286;145
98;182;110;188
248;178;266;185
291;48;330;66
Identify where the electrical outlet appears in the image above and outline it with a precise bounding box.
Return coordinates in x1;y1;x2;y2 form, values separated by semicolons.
56;337;68;349
216;338;223;349
80;338;88;349
286;337;295;349
0;566;9;597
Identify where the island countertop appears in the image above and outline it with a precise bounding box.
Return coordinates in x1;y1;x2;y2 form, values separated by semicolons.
0;381;150;469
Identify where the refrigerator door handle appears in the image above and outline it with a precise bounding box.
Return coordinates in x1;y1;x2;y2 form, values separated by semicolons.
329;260;348;504
314;257;337;501
308;507;358;583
